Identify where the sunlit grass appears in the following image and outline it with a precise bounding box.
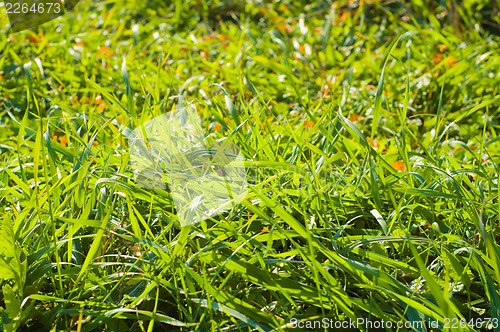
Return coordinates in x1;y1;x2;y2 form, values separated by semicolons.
1;0;500;331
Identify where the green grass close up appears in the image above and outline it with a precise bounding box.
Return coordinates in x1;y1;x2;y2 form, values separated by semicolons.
1;0;500;331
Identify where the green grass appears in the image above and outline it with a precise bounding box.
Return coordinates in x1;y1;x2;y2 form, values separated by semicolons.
1;0;500;331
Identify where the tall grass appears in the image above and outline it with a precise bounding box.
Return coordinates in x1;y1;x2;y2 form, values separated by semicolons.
1;0;500;331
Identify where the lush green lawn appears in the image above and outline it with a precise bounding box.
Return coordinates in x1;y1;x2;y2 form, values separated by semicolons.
1;0;500;330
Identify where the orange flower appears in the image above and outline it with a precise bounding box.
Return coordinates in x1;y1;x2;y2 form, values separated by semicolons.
337;11;350;24
24;29;44;44
303;121;314;128
432;53;444;64
437;44;448;52
53;134;68;147
201;34;217;42
446;57;457;67
278;24;293;34
201;49;209;60
218;34;232;41
390;161;406;172
213;123;222;131
349;113;365;122
367;137;379;149
98;46;114;57
261;227;269;232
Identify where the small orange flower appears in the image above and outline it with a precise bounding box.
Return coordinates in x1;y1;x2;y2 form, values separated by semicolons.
367;137;379;149
446;57;457;67
201;35;217;42
338;11;349;24
261;227;269;232
390;161;406;172
303;121;314;128
437;44;448;52
349;113;365;122
213;123;222;131
53;134;68;146
98;46;114;57
218;34;232;42
432;53;444;64
24;29;44;44
278;24;293;34
201;49;209;60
